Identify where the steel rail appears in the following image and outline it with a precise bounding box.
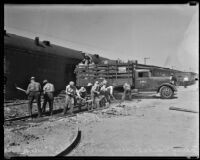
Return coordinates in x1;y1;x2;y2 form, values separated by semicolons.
55;129;81;157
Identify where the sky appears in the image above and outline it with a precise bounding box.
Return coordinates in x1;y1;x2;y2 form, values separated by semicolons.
4;4;199;73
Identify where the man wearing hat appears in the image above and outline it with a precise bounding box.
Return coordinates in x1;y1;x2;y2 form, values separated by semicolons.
100;79;115;104
42;79;55;116
90;81;100;110
78;87;87;99
26;77;42;118
76;87;87;110
183;76;189;88
63;81;79;115
122;82;132;101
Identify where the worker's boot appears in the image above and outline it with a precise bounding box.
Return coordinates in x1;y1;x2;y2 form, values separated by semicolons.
68;104;74;115
28;113;33;120
42;106;46;114
37;108;42;118
37;113;42;118
50;110;53;116
63;107;67;115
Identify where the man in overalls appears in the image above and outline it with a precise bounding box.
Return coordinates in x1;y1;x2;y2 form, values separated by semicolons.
90;81;100;110
122;82;132;101
26;77;42;118
100;79;115;104
63;81;78;115
42;79;55;116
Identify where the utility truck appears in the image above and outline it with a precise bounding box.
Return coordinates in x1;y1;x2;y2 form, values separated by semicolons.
74;62;177;99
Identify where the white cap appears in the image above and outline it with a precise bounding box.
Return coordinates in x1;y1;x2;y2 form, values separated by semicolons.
69;81;74;86
87;83;93;86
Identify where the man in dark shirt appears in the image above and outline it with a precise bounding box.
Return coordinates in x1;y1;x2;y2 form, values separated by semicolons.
26;77;42;118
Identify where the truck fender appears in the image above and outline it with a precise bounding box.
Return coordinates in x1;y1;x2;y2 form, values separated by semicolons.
157;83;177;93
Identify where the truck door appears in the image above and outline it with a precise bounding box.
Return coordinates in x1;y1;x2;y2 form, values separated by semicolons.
135;70;152;91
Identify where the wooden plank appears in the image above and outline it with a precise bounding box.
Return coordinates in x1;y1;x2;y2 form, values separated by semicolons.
169;106;198;113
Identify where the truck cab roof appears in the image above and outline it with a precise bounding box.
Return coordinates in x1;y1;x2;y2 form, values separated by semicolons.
135;69;150;72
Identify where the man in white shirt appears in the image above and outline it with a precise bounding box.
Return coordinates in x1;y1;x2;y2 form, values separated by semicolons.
183;76;189;88
122;83;132;101
63;81;80;115
100;79;115;104
170;73;177;85
76;87;87;110
42;79;55;116
91;81;100;109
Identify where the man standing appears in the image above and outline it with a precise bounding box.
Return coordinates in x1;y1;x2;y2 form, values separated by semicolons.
42;80;55;116
100;80;111;104
122;82;132;101
26;77;42;118
183;76;189;88
63;81;78;115
170;73;177;85
91;81;100;110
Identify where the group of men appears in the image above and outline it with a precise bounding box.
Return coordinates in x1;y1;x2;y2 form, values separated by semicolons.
27;73;185;119
26;77;55;119
63;79;115;115
26;76;117;118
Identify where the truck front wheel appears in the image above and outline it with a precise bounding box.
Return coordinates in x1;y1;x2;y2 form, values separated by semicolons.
160;86;174;99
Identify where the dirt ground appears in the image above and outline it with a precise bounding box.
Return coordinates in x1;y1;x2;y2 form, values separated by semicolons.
4;81;199;157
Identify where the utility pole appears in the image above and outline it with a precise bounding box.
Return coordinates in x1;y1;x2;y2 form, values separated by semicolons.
144;57;150;65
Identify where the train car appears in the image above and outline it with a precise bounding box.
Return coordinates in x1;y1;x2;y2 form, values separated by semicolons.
4;31;86;100
4;31;109;100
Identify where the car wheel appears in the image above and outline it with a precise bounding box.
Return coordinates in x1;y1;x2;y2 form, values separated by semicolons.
160;86;174;99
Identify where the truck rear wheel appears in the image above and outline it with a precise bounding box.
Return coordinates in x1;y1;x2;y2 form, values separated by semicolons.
160;86;174;99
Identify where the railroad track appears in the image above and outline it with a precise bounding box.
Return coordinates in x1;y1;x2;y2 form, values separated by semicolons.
4;103;111;122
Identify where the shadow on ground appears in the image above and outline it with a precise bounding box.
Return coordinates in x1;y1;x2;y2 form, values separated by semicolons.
132;95;178;100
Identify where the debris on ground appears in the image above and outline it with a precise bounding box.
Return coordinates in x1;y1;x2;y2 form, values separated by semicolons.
4;91;66;120
4;116;77;156
101;105;132;118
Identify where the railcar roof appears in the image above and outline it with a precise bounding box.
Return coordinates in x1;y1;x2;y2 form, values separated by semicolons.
4;32;84;60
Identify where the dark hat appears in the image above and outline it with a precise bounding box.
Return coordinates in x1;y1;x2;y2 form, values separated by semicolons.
43;79;48;84
30;77;35;80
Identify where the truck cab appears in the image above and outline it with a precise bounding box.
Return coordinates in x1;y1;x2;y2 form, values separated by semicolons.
134;69;177;98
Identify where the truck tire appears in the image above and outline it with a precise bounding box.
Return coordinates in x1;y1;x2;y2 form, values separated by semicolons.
160;86;174;99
